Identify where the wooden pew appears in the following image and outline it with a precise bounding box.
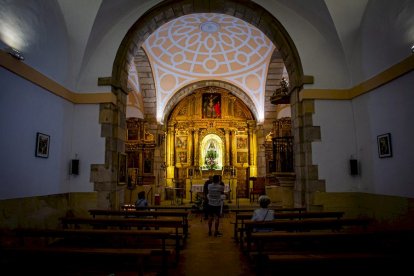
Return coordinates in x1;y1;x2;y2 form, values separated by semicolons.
1;228;174;275
88;209;190;239
248;229;414;274
60;217;184;263
229;207;306;215
2;246;152;275
231;207;306;242
122;204;194;211
233;210;343;243
242;217;371;252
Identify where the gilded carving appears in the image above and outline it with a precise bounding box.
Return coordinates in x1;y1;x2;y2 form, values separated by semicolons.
167;86;255;172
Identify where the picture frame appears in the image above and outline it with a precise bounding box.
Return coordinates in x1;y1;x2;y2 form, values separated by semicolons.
236;152;248;164
202;93;221;118
127;168;138;188
236;136;248;149
377;133;392;158
118;153;127;185
143;151;153;175
176;136;188;150
127;128;139;141
35;132;50;158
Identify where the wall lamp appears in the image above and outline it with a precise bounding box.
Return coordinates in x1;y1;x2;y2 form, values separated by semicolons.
8;47;24;60
411;44;414;53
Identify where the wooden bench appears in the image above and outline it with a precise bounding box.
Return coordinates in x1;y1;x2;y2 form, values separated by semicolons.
60;217;184;264
1;228;175;275
250;231;377;255
231;207;306;241
122;204;194;211
88;209;190;239
229;207;306;215
248;229;414;274
242;217;371;252
233;210;343;243
1;246;153;275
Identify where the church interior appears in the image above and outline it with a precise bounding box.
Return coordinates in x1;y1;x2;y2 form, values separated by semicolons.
1;0;414;274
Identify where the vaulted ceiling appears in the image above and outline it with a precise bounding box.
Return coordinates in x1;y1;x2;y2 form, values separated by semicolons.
129;13;275;123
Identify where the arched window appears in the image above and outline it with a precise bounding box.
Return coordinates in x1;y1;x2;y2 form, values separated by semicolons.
200;134;223;170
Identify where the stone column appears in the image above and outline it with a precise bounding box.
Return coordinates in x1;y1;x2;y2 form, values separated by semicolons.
91;86;127;210
290;87;323;209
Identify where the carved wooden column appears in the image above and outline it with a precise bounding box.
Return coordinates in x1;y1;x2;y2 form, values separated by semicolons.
248;121;257;177
194;129;199;167
166;124;175;180
231;130;237;167
225;130;230;166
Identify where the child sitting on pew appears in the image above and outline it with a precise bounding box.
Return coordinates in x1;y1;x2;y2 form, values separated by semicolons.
135;191;149;210
251;195;274;232
135;191;152;229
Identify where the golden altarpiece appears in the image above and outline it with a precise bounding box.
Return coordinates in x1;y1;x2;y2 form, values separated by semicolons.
125;118;156;204
165;86;258;200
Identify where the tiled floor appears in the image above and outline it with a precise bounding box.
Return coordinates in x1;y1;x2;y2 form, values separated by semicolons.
168;209;256;275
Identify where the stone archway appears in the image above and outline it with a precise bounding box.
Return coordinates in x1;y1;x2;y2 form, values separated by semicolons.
96;0;316;209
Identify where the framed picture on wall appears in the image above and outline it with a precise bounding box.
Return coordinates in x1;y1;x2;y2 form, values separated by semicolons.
118;153;127;184
35;132;50;158
127;168;138;188
377;133;392;158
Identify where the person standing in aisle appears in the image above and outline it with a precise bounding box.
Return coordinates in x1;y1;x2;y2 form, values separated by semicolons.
207;174;225;237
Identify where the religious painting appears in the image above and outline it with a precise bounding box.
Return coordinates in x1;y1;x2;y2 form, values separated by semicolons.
144;131;154;142
127;168;138;188
236;136;248;149
236;152;248;164
127;128;139;141
202;93;221;118
118;153;127;185
143;151;153;174
177;151;188;164
176;136;188;150
35;132;50;158
377;133;392;158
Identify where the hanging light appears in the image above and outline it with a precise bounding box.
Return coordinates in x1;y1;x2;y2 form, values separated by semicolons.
8;47;24;60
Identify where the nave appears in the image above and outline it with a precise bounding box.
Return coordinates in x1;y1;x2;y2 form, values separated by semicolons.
3;198;413;276
169;211;254;276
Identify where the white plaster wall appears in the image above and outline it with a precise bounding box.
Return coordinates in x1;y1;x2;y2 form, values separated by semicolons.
69;105;105;192
352;0;414;83
0;68;73;199
0;69;105;199
353;71;414;198
0;0;71;88
313;71;414;198
256;0;351;89
312;100;361;192
76;0;162;91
